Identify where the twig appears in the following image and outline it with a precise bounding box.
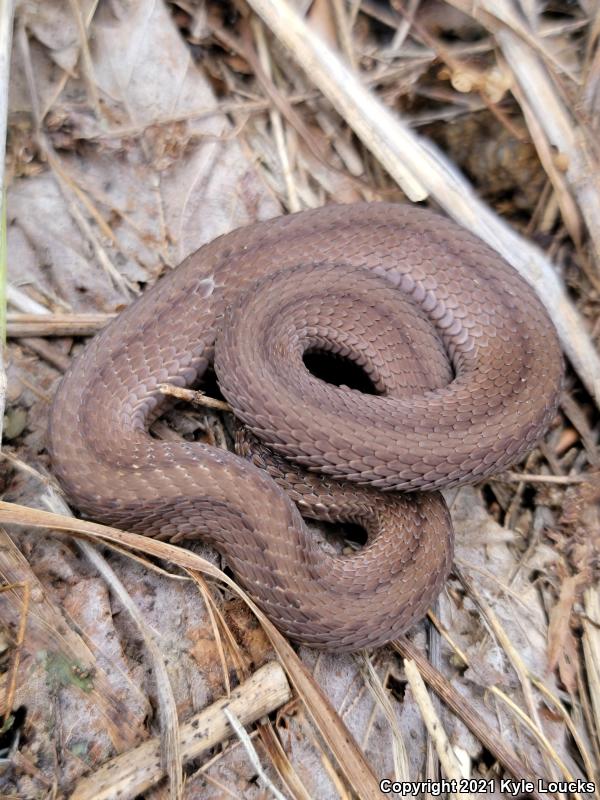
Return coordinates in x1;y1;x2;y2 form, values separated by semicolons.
17;337;71;372
497;471;590;485
0;0;16;445
404;658;472;800
69;662;292;800
6;312;115;338
157;383;232;412
5;285;74;370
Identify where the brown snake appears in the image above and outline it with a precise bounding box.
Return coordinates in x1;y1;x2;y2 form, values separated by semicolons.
48;204;562;651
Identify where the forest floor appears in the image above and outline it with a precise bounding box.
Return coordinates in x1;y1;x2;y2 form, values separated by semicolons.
1;1;599;799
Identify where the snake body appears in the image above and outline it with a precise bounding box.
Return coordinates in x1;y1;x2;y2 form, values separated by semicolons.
48;204;562;650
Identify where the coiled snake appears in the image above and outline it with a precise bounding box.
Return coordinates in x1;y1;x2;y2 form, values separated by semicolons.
48;204;563;650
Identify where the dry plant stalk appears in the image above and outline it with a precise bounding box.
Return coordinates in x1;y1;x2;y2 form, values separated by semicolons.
69;661;292;800
0;0;16;442
6;313;115;337
403;659;472;800
583;588;600;761
157;383;232;412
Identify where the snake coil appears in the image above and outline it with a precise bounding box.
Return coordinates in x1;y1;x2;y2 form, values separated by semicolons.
49;204;562;650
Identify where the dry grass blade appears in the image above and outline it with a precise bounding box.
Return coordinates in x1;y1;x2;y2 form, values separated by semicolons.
257;721;313;800
488;689;584;798
510;79;582;249
186;570;235;695
444;0;580;82
40;479;184;800
0;0;12;173
0;581;30;730
252;18;300;212
15;22;135;297
357;651;409;782
440;0;600;284
66;0;101;119
157;383;232;412
529;676;598;788
0;500;383;800
222;707;289;800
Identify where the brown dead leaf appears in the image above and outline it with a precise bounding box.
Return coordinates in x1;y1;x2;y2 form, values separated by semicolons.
547;572;588;694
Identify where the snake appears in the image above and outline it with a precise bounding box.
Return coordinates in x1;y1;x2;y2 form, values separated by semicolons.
48;203;563;651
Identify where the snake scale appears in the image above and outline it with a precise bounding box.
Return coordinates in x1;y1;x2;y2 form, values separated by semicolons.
48;204;563;650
